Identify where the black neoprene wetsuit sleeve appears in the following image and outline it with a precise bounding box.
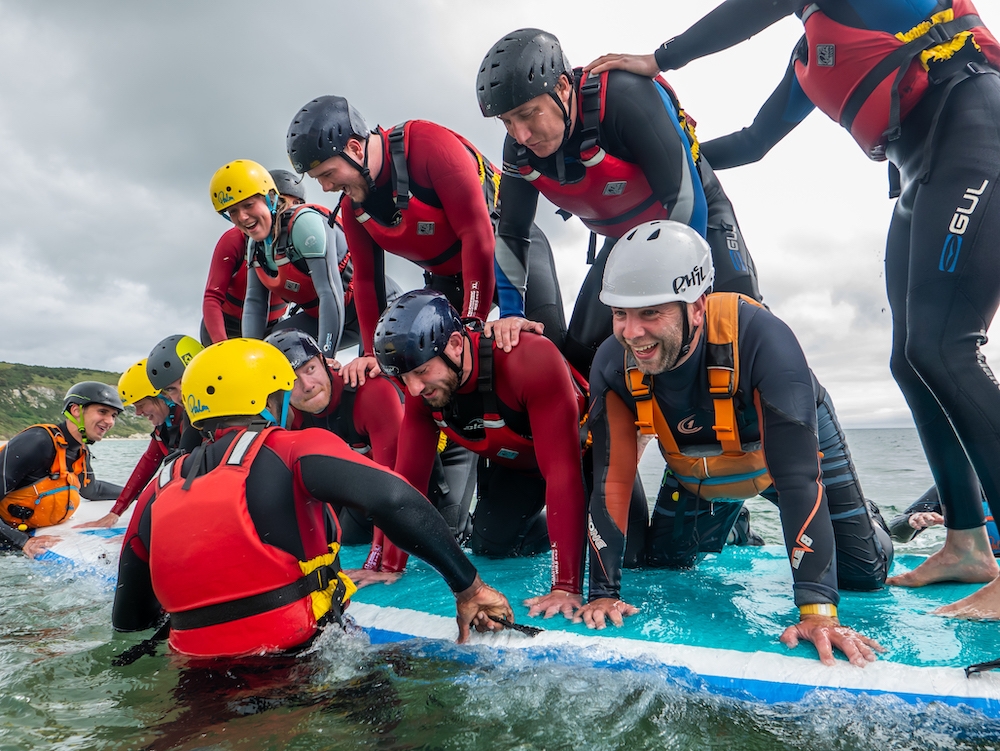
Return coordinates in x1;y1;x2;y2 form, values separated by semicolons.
298;455;478;593
699;56;804;168
81;479;124;501
1;428;55;497
653;0;801;70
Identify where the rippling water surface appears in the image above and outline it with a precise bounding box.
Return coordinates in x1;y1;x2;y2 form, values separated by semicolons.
3;430;998;750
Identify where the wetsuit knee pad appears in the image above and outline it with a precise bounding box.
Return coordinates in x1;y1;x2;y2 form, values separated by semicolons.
836;501;892;591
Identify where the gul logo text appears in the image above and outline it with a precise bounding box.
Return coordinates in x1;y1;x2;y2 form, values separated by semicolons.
940;180;988;273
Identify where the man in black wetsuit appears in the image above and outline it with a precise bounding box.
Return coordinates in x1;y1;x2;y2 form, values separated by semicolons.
477;28;761;376
0;382;124;557
587;0;1000;618
112;338;513;657
582;220;892;667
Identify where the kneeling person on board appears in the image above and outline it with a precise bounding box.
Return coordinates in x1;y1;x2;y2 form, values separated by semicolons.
111;338;513;657
365;290;592;619
0;382;124;557
582;220;893;667
77;359;194;530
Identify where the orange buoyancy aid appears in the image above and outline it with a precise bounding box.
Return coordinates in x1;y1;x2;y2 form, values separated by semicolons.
352;121;501;275
794;0;1000;160
515;70;707;238
149;427;356;658
627;293;773;502
431;334;588;473
0;424;88;528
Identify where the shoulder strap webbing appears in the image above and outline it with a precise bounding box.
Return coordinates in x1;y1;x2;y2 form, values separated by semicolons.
387;123;410;211
578;69;602;153
477;334;499;419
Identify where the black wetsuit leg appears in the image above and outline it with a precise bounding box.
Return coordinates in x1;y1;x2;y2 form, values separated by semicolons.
760;383;892;590
428;441;478;542
701;160;763;301
564;237;616;378
646;470;745;568
523;224;568;351
469;461;549;558
885;71;1000;531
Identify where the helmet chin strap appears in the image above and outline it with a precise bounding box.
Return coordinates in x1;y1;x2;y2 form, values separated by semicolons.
548;76;575;186
340;135;378;196
665;304;696;371
260;391;293;427
439;330;471;385
64;408;92;444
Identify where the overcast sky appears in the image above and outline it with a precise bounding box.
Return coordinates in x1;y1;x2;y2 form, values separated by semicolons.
2;1;997;428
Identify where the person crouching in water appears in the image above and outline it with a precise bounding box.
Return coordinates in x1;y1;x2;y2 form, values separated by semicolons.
111;338;513;656
581;220;893;667
0;383;124;557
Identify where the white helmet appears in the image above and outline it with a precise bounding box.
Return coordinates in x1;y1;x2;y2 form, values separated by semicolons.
600;220;715;308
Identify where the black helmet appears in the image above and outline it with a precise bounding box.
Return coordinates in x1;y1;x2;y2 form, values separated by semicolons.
268;169;307;203
63;381;124;414
265;328;324;371
477;28;572;117
373;290;464;377
286;95;371;174
147;335;204;390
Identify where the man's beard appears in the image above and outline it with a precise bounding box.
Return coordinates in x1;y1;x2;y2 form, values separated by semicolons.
617;331;684;375
424;368;461;408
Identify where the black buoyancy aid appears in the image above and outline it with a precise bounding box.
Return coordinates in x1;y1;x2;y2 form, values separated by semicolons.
515;69;708;239
149;427;356;658
250;205;354;312
352;121;500;273
303;386;372;456
794;0;1000;160
431;334;588;472
626;293;773;501
0;425;89;528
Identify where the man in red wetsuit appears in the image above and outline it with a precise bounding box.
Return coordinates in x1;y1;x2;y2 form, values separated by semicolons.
363;290;588;619
112;338;514;657
286;95;568;385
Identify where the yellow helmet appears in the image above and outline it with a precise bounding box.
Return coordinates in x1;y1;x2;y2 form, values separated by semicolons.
181;338;295;426
209;159;278;213
118;359;160;407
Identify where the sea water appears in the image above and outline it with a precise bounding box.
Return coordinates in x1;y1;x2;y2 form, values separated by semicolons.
1;430;997;750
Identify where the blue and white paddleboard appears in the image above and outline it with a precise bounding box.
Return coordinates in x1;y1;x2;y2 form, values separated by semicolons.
340;545;1000;720
32;500;133;581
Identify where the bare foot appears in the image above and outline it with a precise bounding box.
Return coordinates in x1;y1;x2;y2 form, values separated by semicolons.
887;527;998;587
934;577;1000;620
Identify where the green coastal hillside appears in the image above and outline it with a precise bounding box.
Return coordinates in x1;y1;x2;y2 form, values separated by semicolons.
0;362;150;440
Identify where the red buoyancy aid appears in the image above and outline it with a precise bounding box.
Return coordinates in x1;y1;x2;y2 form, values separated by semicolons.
627;293;773;502
350;121;500;275
250;205;354;315
794;0;1000;160
149;427;355;658
222;259;287;322
0;425;89;528
516;71;701;238
430;333;588;473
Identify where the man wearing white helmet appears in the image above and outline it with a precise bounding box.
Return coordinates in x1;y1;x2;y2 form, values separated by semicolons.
580;220;893;667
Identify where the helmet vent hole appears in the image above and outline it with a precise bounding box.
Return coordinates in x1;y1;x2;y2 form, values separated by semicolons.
206;386;215;395
647;229;661;241
626;229;638;241
527;65;535;82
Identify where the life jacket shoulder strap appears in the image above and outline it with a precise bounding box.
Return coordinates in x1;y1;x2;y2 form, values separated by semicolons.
387;122;411;211
477;334;500;419
577;68;604;153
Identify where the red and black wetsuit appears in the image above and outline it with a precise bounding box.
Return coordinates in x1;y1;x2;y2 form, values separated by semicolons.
109;403;201;518
342;121;499;354
498;69;761;375
657;0;1000;536
0;423;122;549
112;426;479;655
200;227;287;345
587;298;890;607
377;332;587;595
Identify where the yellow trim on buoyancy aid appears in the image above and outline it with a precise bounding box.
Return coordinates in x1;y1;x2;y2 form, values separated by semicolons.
897;8;982;70
626;293;773;500
0;424;88;529
298;542;357;623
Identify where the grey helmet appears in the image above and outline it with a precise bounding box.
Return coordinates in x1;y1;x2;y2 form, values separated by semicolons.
286;95;371;174
268;169;307;203
477;28;572;117
63;381;124;414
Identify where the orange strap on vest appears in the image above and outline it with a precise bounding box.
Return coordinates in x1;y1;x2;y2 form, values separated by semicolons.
626;293;762;453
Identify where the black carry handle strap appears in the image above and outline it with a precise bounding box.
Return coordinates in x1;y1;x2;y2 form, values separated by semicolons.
489;615;543;637
387;126;410;211
112;616;171;667
966;658;1000;677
